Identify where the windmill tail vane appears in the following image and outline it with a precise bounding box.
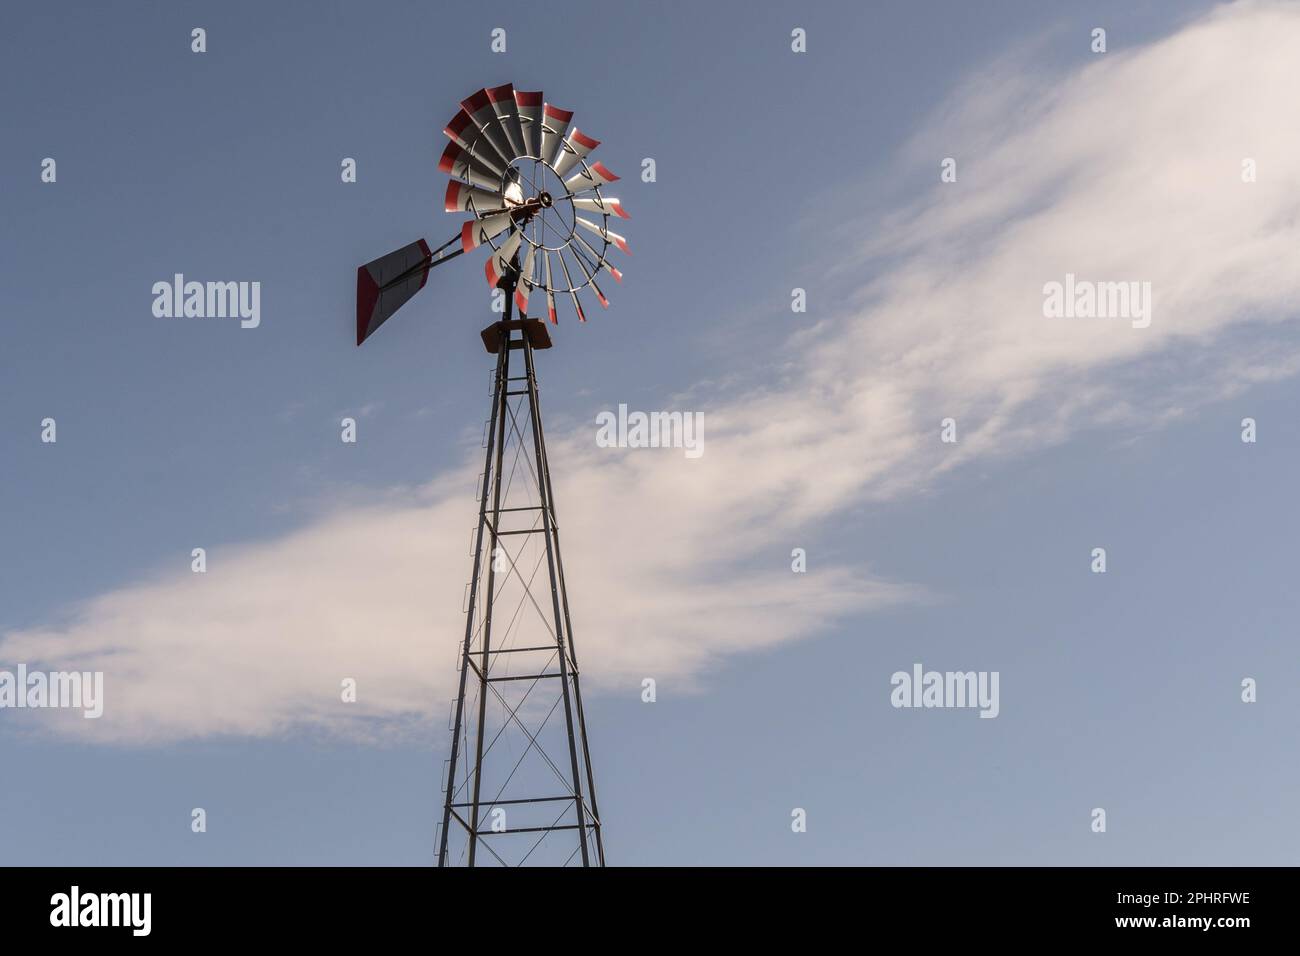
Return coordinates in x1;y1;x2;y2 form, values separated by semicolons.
355;83;631;347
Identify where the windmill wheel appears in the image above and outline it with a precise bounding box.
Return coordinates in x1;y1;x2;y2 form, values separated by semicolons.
441;85;630;324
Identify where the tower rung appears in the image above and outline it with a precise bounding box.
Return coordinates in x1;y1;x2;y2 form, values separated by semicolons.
496;528;550;536
478;824;593;835
486;672;564;682
449;795;574;808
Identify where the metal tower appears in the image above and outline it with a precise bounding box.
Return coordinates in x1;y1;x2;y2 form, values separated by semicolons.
354;85;629;866
437;277;603;867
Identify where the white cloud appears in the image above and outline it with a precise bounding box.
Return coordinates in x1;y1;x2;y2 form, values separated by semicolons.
5;2;1300;743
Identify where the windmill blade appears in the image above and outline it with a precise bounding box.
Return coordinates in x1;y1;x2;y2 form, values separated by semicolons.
484;228;524;289
460;88;518;166
487;84;528;160
444;109;511;172
556;251;587;323
502;169;525;207
572;195;629;219
445;180;505;215
356;238;431;346
539;104;573;167
567;247;609;308
551;129;601;180
564;161;620;195
461;211;514;252
543;251;558;324
514;243;538;315
573;232;624;284
575;216;630;254
439;141;504;190
514;90;544;156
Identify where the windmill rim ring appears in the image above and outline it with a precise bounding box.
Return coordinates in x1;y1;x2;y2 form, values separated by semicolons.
466;138;611;295
499;154;578;254
519;154;612;294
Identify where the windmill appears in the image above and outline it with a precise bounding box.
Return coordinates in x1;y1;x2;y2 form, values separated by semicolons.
355;84;630;867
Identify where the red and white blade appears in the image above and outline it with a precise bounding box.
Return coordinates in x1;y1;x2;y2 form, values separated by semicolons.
556;251;587;322
485;227;523;289
572;195;629;219
439;141;504;190
445;180;505;215
543;251;558;324
575;216;631;254
514;90;544;156
551;128;600;180
514;243;538;314
567;247;609;308
461;211;514;252
573;233;624;284
444;107;510;172
539;104;573;167
487;84;528;161
459;88;517;167
563;161;619;195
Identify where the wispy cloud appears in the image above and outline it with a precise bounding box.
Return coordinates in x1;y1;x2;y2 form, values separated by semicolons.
6;2;1300;743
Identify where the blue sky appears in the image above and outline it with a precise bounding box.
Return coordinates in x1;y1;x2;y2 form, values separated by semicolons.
4;0;1300;865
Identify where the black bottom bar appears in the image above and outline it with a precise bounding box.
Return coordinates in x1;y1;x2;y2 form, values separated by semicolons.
0;866;1278;941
